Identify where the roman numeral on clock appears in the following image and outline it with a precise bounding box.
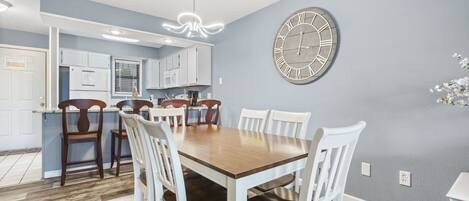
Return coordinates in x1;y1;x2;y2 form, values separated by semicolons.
320;39;333;47
317;24;329;32
274;48;283;54
276;56;286;67
316;55;327;65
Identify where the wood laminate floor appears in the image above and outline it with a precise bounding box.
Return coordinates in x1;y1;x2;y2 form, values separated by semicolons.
0;167;135;201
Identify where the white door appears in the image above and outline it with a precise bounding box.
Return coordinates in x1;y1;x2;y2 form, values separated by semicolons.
0;47;46;151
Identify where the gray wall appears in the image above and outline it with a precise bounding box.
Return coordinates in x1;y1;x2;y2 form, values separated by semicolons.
211;0;469;201
0;28;48;49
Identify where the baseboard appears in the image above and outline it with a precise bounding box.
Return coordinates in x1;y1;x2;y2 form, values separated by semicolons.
43;160;131;178
344;194;366;201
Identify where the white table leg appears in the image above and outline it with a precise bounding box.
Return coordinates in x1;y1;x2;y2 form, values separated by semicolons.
227;177;247;201
294;170;301;193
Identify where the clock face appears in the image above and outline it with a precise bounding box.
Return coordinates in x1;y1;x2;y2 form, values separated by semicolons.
273;7;338;84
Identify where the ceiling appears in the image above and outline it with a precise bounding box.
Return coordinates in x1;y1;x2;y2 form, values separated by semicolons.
0;0;48;34
92;0;280;24
0;0;279;48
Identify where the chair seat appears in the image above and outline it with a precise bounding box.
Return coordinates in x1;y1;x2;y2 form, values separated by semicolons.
256;174;295;192
111;129;127;137
139;171;227;201
249;187;299;201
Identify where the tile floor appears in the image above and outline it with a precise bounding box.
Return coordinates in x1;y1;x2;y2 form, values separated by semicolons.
0;151;42;188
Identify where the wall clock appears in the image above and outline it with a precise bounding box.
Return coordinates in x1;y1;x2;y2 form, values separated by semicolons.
273;7;338;84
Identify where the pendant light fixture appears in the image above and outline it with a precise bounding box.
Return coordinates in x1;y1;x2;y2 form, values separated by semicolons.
162;0;224;38
0;0;12;12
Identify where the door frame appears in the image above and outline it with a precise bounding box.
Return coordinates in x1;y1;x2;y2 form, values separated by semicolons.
0;44;49;107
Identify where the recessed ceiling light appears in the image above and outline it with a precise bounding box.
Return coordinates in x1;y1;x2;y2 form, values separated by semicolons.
164;39;173;44
109;29;122;35
102;34;139;43
0;0;12;12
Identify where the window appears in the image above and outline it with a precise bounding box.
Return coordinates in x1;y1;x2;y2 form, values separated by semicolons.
112;58;142;97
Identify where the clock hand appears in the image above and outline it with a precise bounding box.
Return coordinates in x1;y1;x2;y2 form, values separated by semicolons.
297;31;304;55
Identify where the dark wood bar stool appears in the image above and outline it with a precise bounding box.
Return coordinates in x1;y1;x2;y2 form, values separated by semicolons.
58;99;106;186
196;99;221;125
111;99;153;176
161;99;190;125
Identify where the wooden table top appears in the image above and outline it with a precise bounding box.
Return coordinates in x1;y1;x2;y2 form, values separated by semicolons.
172;125;311;179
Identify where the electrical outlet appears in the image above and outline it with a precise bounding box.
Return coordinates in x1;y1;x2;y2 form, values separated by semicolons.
361;162;371;177
399;170;411;187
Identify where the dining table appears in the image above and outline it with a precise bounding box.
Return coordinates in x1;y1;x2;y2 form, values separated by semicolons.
172;125;311;201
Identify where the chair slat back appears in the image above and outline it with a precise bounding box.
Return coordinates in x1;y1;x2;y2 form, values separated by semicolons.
197;99;221;125
138;117;187;201
116;99;153;136
119;112;147;169
149;108;186;127
266;110;311;139
237;108;269;132
58;99;106;139
299;121;366;201
161;99;190;125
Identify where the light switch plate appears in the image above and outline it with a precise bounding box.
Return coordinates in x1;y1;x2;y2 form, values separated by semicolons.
399;170;411;187
361;162;371;177
219;77;223;85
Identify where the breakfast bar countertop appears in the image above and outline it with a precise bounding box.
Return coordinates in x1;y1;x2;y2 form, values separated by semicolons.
32;106;209;114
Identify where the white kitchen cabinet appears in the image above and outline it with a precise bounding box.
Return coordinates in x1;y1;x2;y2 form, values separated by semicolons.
145;59;161;89
166;56;173;70
178;49;188;86
159;57;167;89
60;49;88;67
187;45;211;86
69;66;109;91
88;52;110;69
163;69;179;88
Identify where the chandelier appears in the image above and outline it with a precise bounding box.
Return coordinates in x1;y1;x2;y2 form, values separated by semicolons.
162;0;224;38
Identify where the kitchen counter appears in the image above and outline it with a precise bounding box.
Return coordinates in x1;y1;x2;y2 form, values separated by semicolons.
39;105;210;178
33;106;209;114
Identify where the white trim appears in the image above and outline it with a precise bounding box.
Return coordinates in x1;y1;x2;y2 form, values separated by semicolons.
43;160;131;178
40;12;215;47
0;44;48;52
343;194;366;201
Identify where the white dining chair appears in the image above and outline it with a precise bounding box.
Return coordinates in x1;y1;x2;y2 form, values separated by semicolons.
250;121;367;201
119;111;154;201
137;117;227;201
265;110;312;139
257;110;312;193
149;108;186;127
237;108;270;132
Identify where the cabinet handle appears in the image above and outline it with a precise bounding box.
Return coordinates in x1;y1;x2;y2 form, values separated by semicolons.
82;70;96;73
82;84;96;87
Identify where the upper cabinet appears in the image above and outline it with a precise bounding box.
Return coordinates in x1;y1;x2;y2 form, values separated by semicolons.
60;49;88;67
187;45;211;86
145;59;161;90
159;45;211;89
88;52;111;69
60;48;111;69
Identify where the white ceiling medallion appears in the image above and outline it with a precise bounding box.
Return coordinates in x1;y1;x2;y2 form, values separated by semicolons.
162;0;224;38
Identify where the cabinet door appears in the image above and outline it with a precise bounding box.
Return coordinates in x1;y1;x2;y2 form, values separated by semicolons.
159;58;166;89
60;49;88;67
70;67;109;91
88;52;110;69
178;49;188;86
173;54;180;69
166;56;173;70
145;59;160;89
196;45;212;85
187;46;198;85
